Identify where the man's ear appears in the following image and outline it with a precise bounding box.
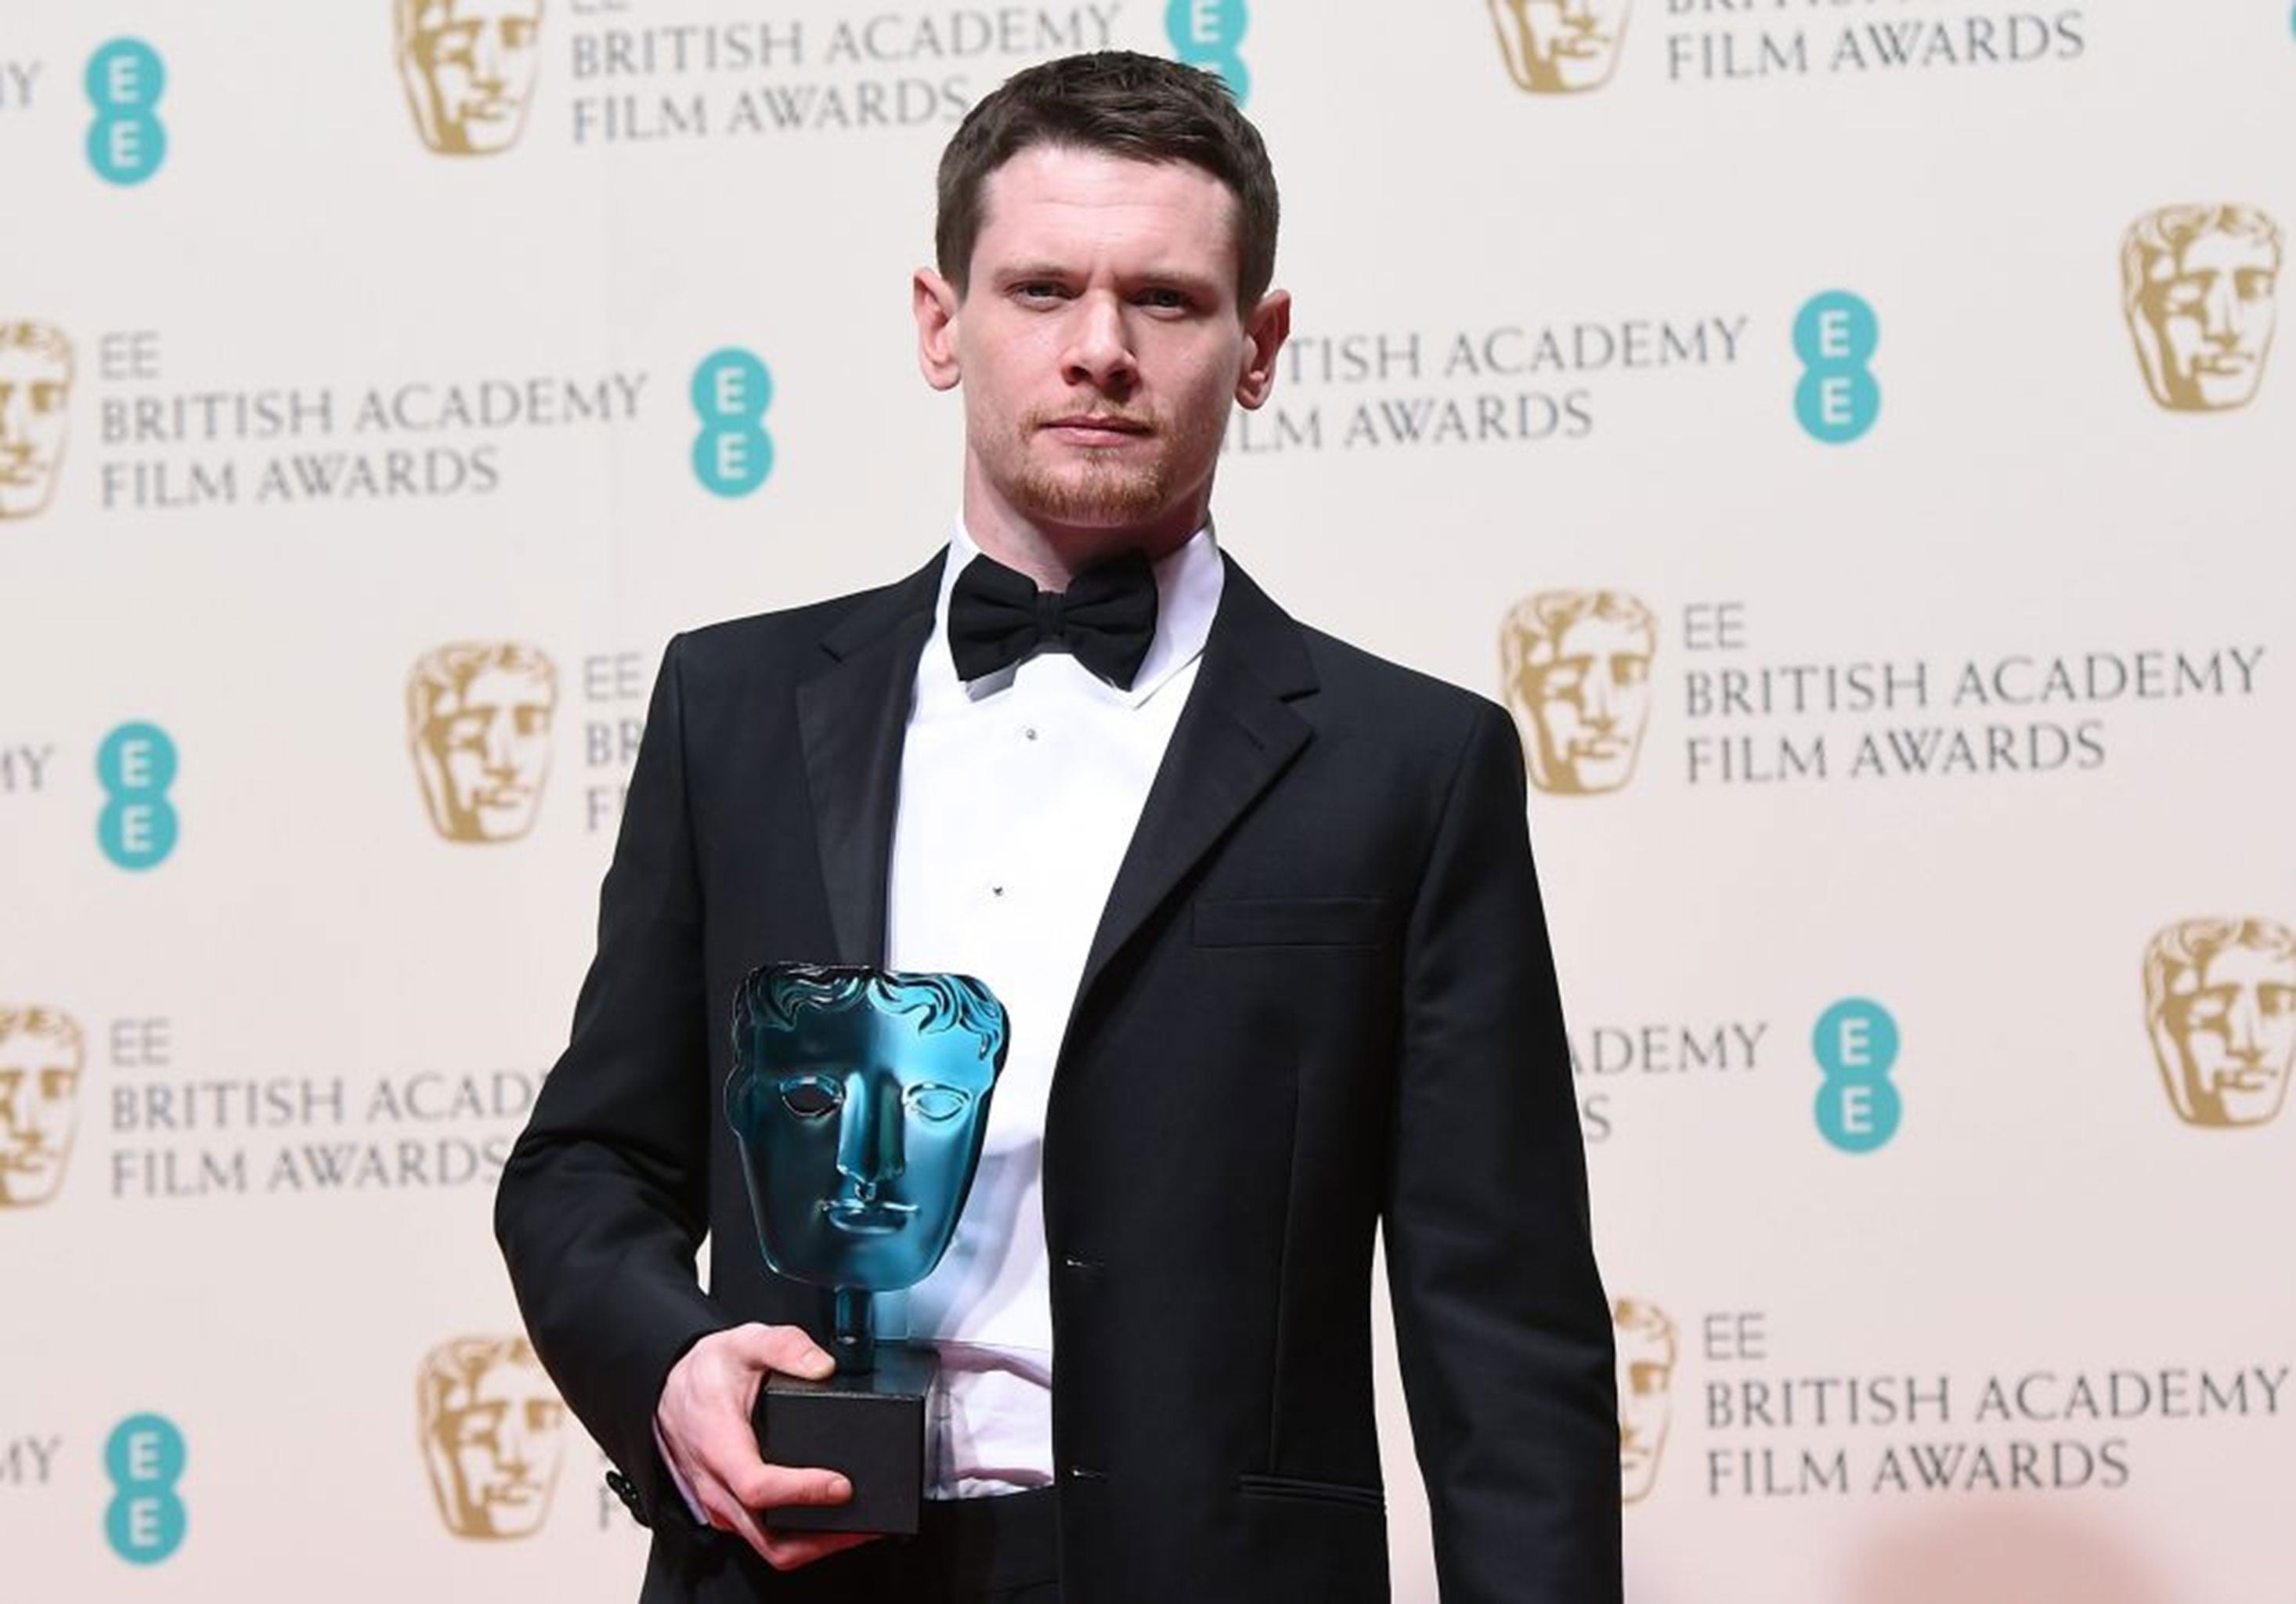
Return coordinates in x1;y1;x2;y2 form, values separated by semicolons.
915;268;962;392
1235;288;1291;410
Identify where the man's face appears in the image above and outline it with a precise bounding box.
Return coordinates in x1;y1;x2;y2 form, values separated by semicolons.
399;0;543;156
2132;229;2279;410
2159;943;2296;1127
0;340;71;520
1615;1315;1674;1505
1489;0;1632;93
0;1024;81;1208
731;1004;1000;1293
414;662;555;841
918;145;1287;562
1511;612;1654;794
428;1356;565;1537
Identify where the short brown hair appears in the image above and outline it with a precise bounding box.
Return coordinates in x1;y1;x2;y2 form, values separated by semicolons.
935;52;1280;311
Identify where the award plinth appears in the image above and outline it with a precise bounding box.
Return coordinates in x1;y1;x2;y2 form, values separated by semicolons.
755;1344;937;1535
725;963;1010;1538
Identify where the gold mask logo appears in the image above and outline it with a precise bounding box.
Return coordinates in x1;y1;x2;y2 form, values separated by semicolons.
1500;591;1656;796
409;641;558;843
2144;918;2296;1129
1613;1297;1675;1505
0;323;72;522
1487;0;1632;94
0;1008;83;1208
2123;204;2282;413
396;0;544;156
417;1335;568;1539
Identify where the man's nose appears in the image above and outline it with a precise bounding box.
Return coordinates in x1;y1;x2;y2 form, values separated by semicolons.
835;1078;905;1190
1060;293;1139;396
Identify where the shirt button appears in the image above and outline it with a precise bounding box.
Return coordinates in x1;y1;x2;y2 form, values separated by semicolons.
1022;726;1039;742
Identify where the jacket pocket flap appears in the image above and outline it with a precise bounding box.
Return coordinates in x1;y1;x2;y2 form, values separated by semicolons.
1193;896;1388;948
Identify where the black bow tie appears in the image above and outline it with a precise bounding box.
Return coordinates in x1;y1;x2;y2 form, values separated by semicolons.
947;550;1159;689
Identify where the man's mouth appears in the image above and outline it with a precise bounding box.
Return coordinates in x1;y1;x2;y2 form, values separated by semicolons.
1041;415;1153;446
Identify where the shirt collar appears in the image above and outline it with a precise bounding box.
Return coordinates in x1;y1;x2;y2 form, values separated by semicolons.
923;518;1225;710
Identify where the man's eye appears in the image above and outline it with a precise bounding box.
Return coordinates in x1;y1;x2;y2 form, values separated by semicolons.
1139;288;1190;311
904;1084;970;1123
779;1076;843;1118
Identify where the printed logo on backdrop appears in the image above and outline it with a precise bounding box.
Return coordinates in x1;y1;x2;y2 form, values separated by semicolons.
1794;291;1879;444
0;323;73;520
563;5;1123;145
1814;998;1901;1152
85;39;167;185
2122;205;2280;414
1499;594;2270;789
0;1008;84;1208
98;721;179;870
1614;1298;1677;1504
1489;0;1632;94
1646;1307;2287;1501
2144;918;2294;1130
398;0;545;155
104;1414;186;1564
1166;0;1250;102
409;643;559;844
691;349;774;497
88;328;644;512
419;1337;568;1539
1500;591;1656;796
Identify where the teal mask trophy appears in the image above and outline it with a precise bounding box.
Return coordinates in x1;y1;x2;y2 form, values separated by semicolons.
724;962;1010;1536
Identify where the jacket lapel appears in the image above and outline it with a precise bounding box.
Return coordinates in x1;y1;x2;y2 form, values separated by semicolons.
795;551;944;965
1073;554;1319;1012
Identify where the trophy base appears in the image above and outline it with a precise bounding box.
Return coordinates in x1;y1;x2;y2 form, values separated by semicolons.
755;1343;937;1536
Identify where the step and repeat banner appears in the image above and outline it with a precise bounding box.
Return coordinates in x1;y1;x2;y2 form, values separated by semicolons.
4;2;2291;1600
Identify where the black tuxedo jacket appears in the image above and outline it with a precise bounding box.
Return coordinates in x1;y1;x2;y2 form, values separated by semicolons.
495;551;1619;1603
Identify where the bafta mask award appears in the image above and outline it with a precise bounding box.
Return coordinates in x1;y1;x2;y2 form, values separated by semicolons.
724;963;1011;1535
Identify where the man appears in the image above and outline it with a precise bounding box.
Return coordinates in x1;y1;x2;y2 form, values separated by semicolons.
407;641;559;844
417;1335;571;1539
0;321;73;522
395;0;544;157
2121;204;2281;413
1500;590;1656;796
2143;916;2296;1129
0;1006;83;1208
497;52;1617;1603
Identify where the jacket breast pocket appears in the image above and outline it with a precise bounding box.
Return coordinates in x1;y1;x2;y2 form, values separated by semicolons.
1191;896;1390;949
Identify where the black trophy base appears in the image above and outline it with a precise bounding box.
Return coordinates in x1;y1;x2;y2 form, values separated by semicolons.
755;1343;936;1536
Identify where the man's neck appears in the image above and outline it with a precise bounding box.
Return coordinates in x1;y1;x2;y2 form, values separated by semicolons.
962;487;1206;591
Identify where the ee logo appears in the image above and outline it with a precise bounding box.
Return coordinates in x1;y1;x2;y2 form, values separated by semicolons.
1813;997;1901;1153
1793;291;1879;444
85;38;168;186
691;349;774;497
1167;0;1251;103
104;1414;187;1565
98;721;179;871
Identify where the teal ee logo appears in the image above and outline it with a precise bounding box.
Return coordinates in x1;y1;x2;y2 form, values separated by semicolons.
85;39;167;186
690;349;774;497
1167;0;1251;103
97;722;179;870
104;1414;186;1565
1793;291;1879;443
1813;997;1901;1152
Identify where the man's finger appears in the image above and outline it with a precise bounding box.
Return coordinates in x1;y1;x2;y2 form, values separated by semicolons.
758;1529;881;1572
743;1323;838;1382
735;1462;854;1510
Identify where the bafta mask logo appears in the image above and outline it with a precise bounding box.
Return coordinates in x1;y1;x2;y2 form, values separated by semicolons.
1488;0;1632;94
2143;918;2296;1129
0;1008;83;1208
417;1336;567;1539
0;323;72;521
395;0;543;157
407;641;558;844
1500;591;1657;795
2122;205;2281;413
1613;1298;1675;1504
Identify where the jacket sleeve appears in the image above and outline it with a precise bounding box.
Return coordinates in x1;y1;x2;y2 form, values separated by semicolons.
1384;698;1622;1602
494;632;728;1532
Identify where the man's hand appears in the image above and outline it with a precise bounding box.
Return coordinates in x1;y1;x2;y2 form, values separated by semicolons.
655;1323;881;1571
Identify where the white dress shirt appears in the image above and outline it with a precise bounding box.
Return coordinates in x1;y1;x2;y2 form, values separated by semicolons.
884;520;1222;1499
